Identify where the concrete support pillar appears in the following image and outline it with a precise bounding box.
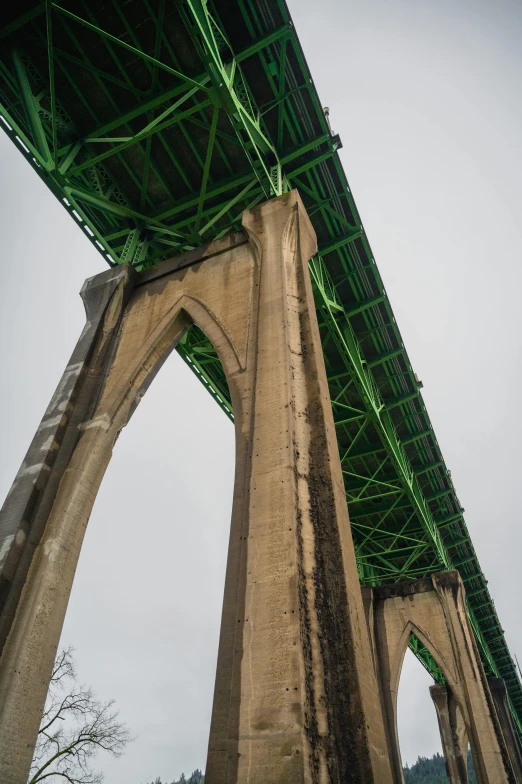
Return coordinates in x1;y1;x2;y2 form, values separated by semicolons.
488;678;522;782
0;265;135;782
0;192;393;783
430;684;468;784
205;193;392;783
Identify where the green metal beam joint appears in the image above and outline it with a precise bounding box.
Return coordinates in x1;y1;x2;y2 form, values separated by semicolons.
445;535;471;548
320;226;364;256
182;0;280;196
235;24;293;63
367;348;405;368
412;460;445;475
401;429;433;446
11;49;52;169
384;390;422;410
425;488;454;502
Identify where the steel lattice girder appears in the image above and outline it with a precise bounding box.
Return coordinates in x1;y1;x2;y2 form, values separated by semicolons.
1;0;521;731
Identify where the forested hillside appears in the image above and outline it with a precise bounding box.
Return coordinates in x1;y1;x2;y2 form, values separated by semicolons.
145;750;479;784
403;750;477;783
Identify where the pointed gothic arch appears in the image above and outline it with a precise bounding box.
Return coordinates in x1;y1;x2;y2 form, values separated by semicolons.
396;642;447;776
389;621;458;712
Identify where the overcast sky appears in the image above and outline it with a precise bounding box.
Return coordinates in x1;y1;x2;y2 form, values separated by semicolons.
1;0;522;780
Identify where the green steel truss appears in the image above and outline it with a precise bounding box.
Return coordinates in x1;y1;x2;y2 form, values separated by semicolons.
2;0;521;731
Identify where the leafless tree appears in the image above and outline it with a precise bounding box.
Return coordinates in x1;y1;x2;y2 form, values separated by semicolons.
28;647;133;784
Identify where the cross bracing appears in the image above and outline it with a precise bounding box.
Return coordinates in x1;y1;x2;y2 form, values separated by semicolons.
1;0;521;732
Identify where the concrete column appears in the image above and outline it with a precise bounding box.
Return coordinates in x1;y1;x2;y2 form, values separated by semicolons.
488;678;522;782
0;265;135;782
205;193;393;783
430;684;468;784
448;687;470;783
0;264;134;647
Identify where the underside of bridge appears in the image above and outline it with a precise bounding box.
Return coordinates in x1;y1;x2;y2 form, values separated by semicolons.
0;0;521;748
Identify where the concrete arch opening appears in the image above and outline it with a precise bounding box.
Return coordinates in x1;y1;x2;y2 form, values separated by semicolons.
58;326;235;778
398;645;445;780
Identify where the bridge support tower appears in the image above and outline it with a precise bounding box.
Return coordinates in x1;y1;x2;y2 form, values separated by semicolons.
0;192;393;784
362;572;516;784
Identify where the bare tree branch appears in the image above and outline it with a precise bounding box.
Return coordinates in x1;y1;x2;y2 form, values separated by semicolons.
29;649;133;784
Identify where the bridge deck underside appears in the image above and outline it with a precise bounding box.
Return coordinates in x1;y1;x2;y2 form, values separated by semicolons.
1;0;520;728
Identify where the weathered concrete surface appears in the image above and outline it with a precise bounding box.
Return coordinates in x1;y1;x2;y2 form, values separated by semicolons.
0;193;393;784
489;678;522;782
0;264;136;781
0;264;135;651
430;684;469;784
205;193;392;784
364;571;515;784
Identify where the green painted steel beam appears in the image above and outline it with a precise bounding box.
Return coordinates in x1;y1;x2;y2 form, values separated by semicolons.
367;348;405;368
446;535;471;548
181;0;279;196
400;429;433;446
235;24;292;62
0;5;46;39
320;227;364;256
11;48;51;167
52;4;208;90
384;390;422;410
411;461;444;475
425;488;454;502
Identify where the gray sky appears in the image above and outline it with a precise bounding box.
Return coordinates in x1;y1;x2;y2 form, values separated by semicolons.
1;0;522;779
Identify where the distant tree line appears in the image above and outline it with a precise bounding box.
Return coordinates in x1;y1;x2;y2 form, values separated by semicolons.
144;752;480;784
403;750;477;783
144;772;204;784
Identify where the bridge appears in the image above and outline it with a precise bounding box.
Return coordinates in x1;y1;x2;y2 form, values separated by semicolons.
0;2;521;783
